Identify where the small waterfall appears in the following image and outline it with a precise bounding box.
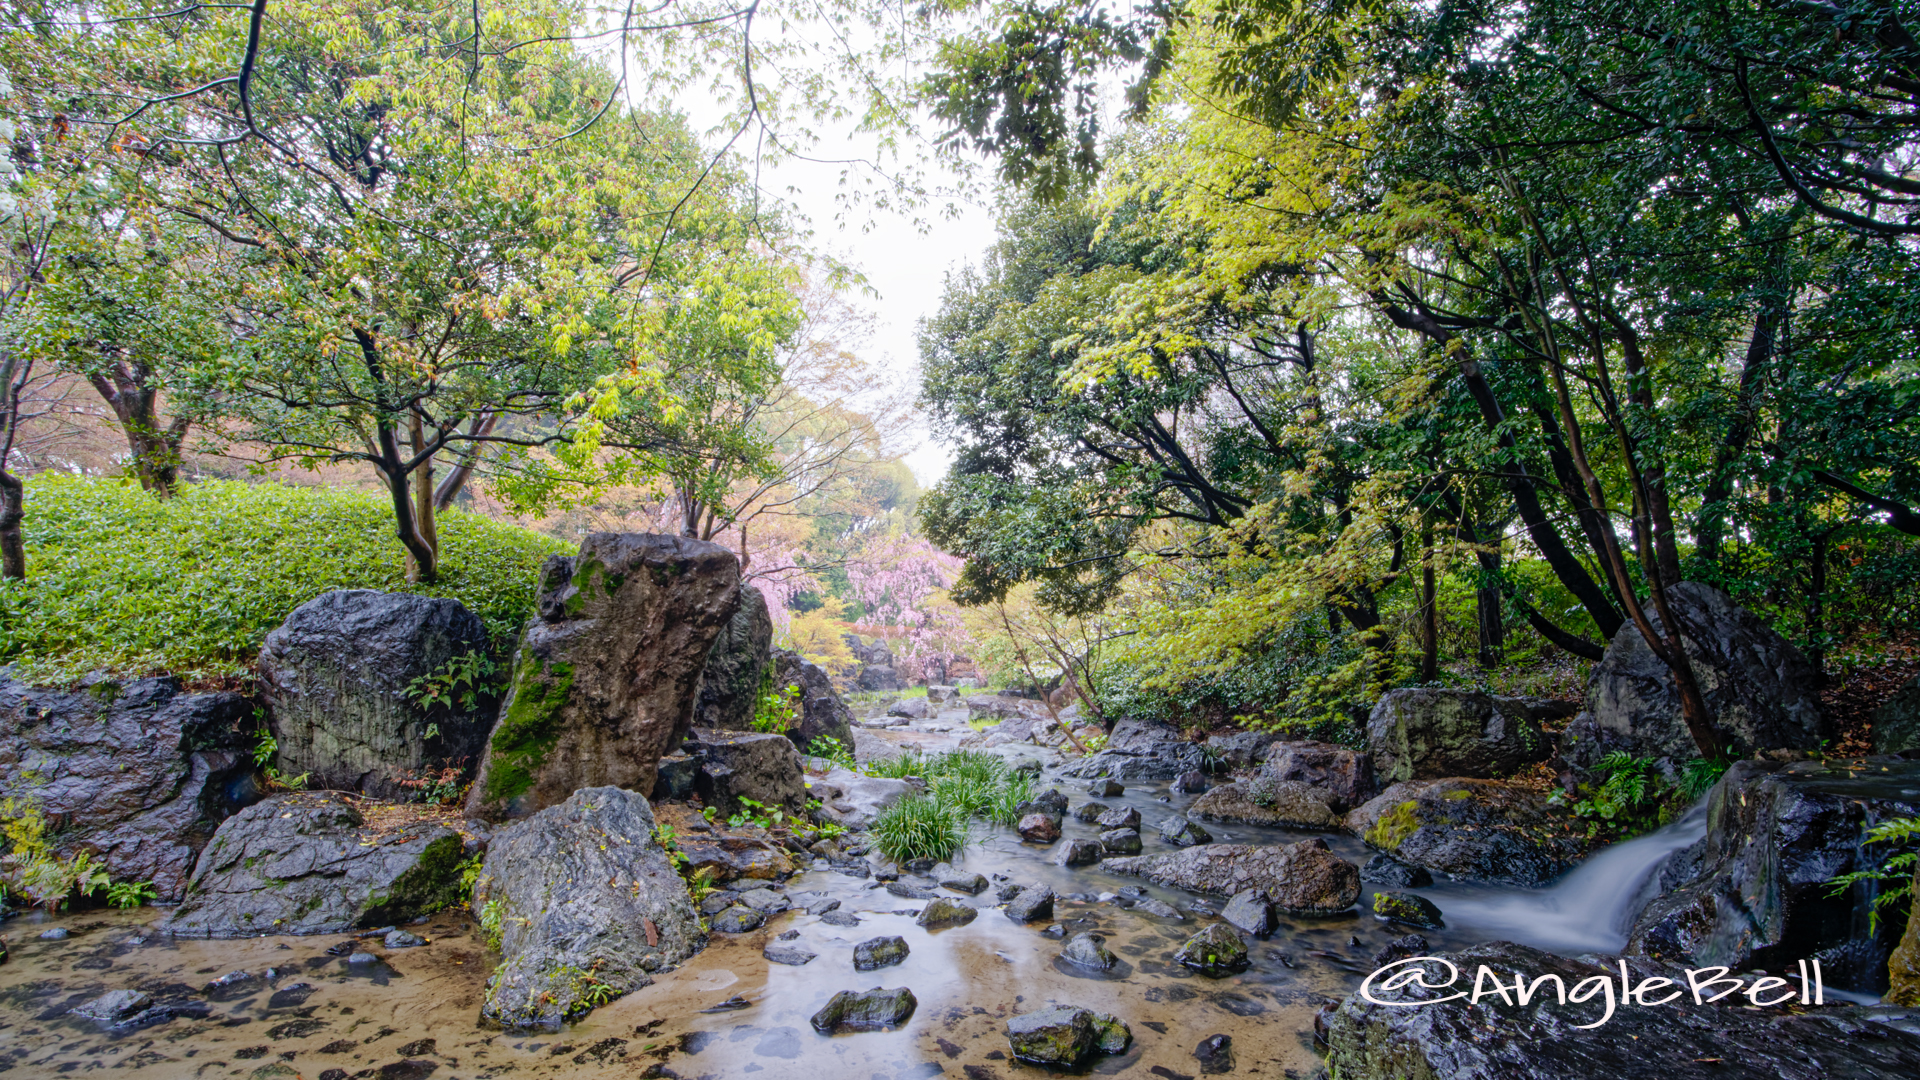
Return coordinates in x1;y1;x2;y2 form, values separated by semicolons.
1439;800;1709;955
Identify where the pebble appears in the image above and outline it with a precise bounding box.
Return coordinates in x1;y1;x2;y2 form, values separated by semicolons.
38;927;68;941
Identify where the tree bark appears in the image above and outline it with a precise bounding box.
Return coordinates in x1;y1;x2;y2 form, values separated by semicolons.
0;349;31;580
86;360;189;496
354;328;438;582
1697;299;1783;563
432;412;498;511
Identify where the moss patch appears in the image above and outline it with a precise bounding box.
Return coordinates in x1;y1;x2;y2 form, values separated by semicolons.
481;655;575;805
362;833;467;927
1365;800;1421;851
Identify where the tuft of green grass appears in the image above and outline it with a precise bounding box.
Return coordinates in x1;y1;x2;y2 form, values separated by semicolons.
863;751;929;779
0;475;571;683
984;771;1033;826
870;794;969;864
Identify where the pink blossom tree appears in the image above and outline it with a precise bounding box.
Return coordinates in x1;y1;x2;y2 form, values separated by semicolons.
846;532;969;683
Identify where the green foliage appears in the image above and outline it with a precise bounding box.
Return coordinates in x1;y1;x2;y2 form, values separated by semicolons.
455;856;485;905
862;752;930;780
407;651;504;714
869;794;970;864
107;880;159;910
806;736;858;772
727;797;786;831
984;771;1034;827
1554;752;1726;841
250;726;310;792
478;898;506;953
752;665;803;734
0;476;570;684
1827;817;1920;937
0;796;110;912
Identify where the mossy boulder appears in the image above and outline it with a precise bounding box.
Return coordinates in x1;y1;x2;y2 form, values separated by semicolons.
1372;891;1444;929
1105;840;1360;913
1346;778;1589;888
466;533;740;821
811;987;917;1032
1190;780;1342;829
1366;689;1561;785
1173;923;1250;977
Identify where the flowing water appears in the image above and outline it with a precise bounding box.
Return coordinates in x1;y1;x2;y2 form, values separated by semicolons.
0;761;1714;1079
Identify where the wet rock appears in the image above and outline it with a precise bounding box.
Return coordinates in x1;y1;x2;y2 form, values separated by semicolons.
916;897;978;928
1559;581;1825;774
1105;840;1361;913
1095;806;1141;830
162;793;463;938
1022;789;1070;816
1060;932;1120;970
383;930;425;949
927;684;959;703
710;905;765;933
1006;884;1055;922
820;910;863;927
887;697;930;719
1873;674;1920;754
71;989;152;1022
466;533;741;821
1325;941;1920;1080
1372;891;1444;929
1190;780;1341;829
683;729;809;820
737;888;791;914
885;880;939;900
763;944;818;966
1207;730;1292;770
1221;889;1274;937
1055;839;1105;867
810;986;917;1032
259;590;492;800
853;935;909;970
996;882;1025;901
1260;739;1375;811
1346;778;1588;888
1006;1006;1112;1067
692;585;773;732
1100;828;1143;855
204;971;264;1000
1157;817;1213;846
791;891;842;916
473;786;703;1029
1360;853;1433;888
1194;1033;1234;1074
1173;769;1209;793
267;983;317;1008
1365;689;1557;786
1133;897;1183;919
1371;933;1427;967
346;951;379;965
38;926;69;940
1091;1012;1132;1054
0;675;255;901
902;856;937;873
1628;757;1920;989
1087;779;1124;797
1018;812;1063;843
772;647;857;751
1073;802;1109;822
800;765;912;830
698;891;737;916
933;865;989;895
1174;923;1250;977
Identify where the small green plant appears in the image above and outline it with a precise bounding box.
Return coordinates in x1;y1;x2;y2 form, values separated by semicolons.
107;880;159;909
406;650;503;714
2;796;111;911
727;796;785;831
478;897;506;951
1827;816;1920;935
752;663;802;734
1678;757;1732;800
870;794;969;863
1553;751;1725;841
807;736;857;771
984;771;1034;826
395;764;467;805
250;726;310;791
455;855;485;903
862;751;928;779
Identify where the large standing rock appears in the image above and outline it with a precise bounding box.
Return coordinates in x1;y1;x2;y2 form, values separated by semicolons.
1346;778;1588;888
1204;730;1291;771
1873;674;1920;755
466;533;741;821
692;585;773;733
771;648;856;752
1559;581;1825;771
259;589;493;799
1628;757;1920;993
1104;840;1360;913
844;635;907;692
1189;780;1342;829
803;765;914;830
682;729;809;818
1890;865;1920;1006
473;787;702;1030
1326;941;1920;1080
1058;717;1207;780
0;676;256;901
1259;740;1375;810
161;793;464;937
1366;690;1559;785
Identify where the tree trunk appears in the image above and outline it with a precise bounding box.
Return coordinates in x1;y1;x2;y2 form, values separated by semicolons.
1;349;30;580
432;412;499;511
86;361;188;497
1805;528;1832;673
408;413;438;579
1420;521;1438;683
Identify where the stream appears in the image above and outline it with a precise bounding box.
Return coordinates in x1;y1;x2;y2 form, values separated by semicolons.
0;755;1720;1079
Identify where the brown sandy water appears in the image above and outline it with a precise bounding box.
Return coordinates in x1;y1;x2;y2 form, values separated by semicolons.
0;773;1544;1080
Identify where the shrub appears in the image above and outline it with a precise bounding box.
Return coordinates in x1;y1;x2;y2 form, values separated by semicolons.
0;475;571;683
870;794;969;863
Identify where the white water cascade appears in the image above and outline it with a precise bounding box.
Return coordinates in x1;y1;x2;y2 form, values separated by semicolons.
1437;800;1709;955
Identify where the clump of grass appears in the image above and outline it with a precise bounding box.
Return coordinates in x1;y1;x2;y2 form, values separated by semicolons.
870;794;969;863
984;771;1034;826
863;751;928;780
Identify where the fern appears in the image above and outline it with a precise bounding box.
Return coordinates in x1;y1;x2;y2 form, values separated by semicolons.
1826;816;1920;935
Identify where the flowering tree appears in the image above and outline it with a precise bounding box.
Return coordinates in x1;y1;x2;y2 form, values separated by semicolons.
847;532;968;682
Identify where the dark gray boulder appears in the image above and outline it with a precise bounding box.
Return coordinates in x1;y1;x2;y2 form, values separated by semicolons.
1221;889;1274;937
1325;941;1920;1080
1017;812;1062;842
466;533;741;821
1008;1005;1131;1067
1094;805;1141;830
916;897;978;928
259;589;493;800
473;786;703;1030
844;635;907;692
1347;778;1590;888
853;935;910;970
1055;839;1105;867
711;906;765;933
1628;757;1920;993
1158;817;1214;846
684;729;808;818
771;648;856;752
1873;674;1920;754
1260;740;1375;811
811;987;917;1032
1190;779;1342;828
0;675;255;901
1006;884;1055;922
1059;717;1206;780
1365;689;1557;785
692;585;773;732
1105;840;1360;913
1060;931;1119;970
1174;923;1250;977
1100;828;1143;855
1204;729;1291;770
161;793;463;937
1559;581;1825;772
1371;891;1444;929
1361;853;1433;888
